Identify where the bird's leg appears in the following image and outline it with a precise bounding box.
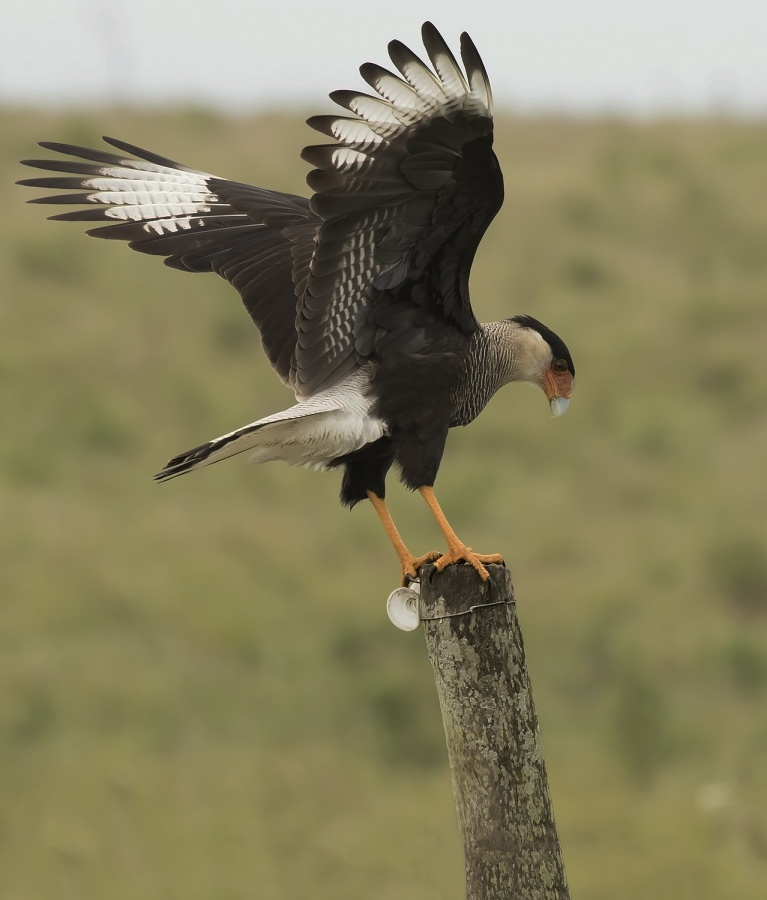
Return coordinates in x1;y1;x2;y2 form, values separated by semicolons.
366;490;441;586
418;486;504;582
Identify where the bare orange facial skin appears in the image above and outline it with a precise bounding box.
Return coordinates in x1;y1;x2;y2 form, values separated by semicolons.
543;367;573;402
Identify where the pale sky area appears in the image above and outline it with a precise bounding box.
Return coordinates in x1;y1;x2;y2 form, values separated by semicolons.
2;0;766;116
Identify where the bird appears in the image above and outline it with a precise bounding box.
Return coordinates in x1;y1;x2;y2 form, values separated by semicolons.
18;22;574;586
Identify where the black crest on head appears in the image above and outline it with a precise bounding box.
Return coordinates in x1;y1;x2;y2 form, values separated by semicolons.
510;315;575;376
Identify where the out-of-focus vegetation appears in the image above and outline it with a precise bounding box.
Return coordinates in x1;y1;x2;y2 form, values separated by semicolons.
1;106;766;899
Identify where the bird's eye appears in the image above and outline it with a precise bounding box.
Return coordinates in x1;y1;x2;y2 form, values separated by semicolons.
553;359;569;374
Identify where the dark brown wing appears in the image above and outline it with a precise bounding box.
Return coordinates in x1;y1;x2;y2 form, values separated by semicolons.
18;23;502;400
295;21;503;395
18;137;317;390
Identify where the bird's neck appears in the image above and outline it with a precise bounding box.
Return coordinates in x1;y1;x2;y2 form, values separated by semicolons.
449;320;530;427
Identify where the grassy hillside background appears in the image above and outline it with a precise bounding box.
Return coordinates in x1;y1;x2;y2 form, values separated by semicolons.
1;106;767;899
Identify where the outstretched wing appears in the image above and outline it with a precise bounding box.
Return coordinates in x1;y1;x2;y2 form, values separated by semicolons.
18;23;502;400
295;21;503;395
18;137;318;390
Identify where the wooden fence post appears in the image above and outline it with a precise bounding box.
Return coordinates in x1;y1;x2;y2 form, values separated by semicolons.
419;563;570;900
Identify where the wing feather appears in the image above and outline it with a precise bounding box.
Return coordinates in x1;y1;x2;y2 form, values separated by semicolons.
296;22;503;395
19;139;317;389
19;23;502;401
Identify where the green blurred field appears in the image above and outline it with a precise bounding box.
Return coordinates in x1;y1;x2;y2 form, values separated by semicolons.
1;106;766;899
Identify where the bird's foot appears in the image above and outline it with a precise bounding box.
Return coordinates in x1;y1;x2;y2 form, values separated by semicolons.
432;543;505;581
400;550;442;587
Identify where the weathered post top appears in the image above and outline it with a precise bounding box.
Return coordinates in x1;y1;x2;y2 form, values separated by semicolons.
419;563;570;900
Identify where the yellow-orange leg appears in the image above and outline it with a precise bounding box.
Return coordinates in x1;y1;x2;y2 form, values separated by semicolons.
367;490;441;585
418;486;504;582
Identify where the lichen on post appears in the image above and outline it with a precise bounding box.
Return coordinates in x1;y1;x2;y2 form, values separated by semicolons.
420;563;570;900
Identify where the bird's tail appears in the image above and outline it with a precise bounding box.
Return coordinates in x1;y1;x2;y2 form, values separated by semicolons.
154;374;386;482
154;411;328;482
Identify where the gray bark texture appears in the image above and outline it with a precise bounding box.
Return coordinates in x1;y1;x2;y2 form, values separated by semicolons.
419;563;570;900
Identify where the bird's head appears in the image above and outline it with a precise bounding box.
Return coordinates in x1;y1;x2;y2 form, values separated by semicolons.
509;315;575;417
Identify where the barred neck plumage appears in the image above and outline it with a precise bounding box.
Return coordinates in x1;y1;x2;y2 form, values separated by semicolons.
449;320;533;427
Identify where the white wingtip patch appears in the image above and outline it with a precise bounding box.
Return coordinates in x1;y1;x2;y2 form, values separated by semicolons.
331;147;373;172
330;118;385;149
315;26;493;179
143;216;197;235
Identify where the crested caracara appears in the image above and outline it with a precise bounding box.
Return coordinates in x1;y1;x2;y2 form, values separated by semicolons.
19;22;575;584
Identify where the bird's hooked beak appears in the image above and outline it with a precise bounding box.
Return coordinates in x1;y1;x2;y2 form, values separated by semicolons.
542;368;573;418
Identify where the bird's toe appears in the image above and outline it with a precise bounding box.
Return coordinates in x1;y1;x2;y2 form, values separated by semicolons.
433;545;504;581
401;550;442;586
